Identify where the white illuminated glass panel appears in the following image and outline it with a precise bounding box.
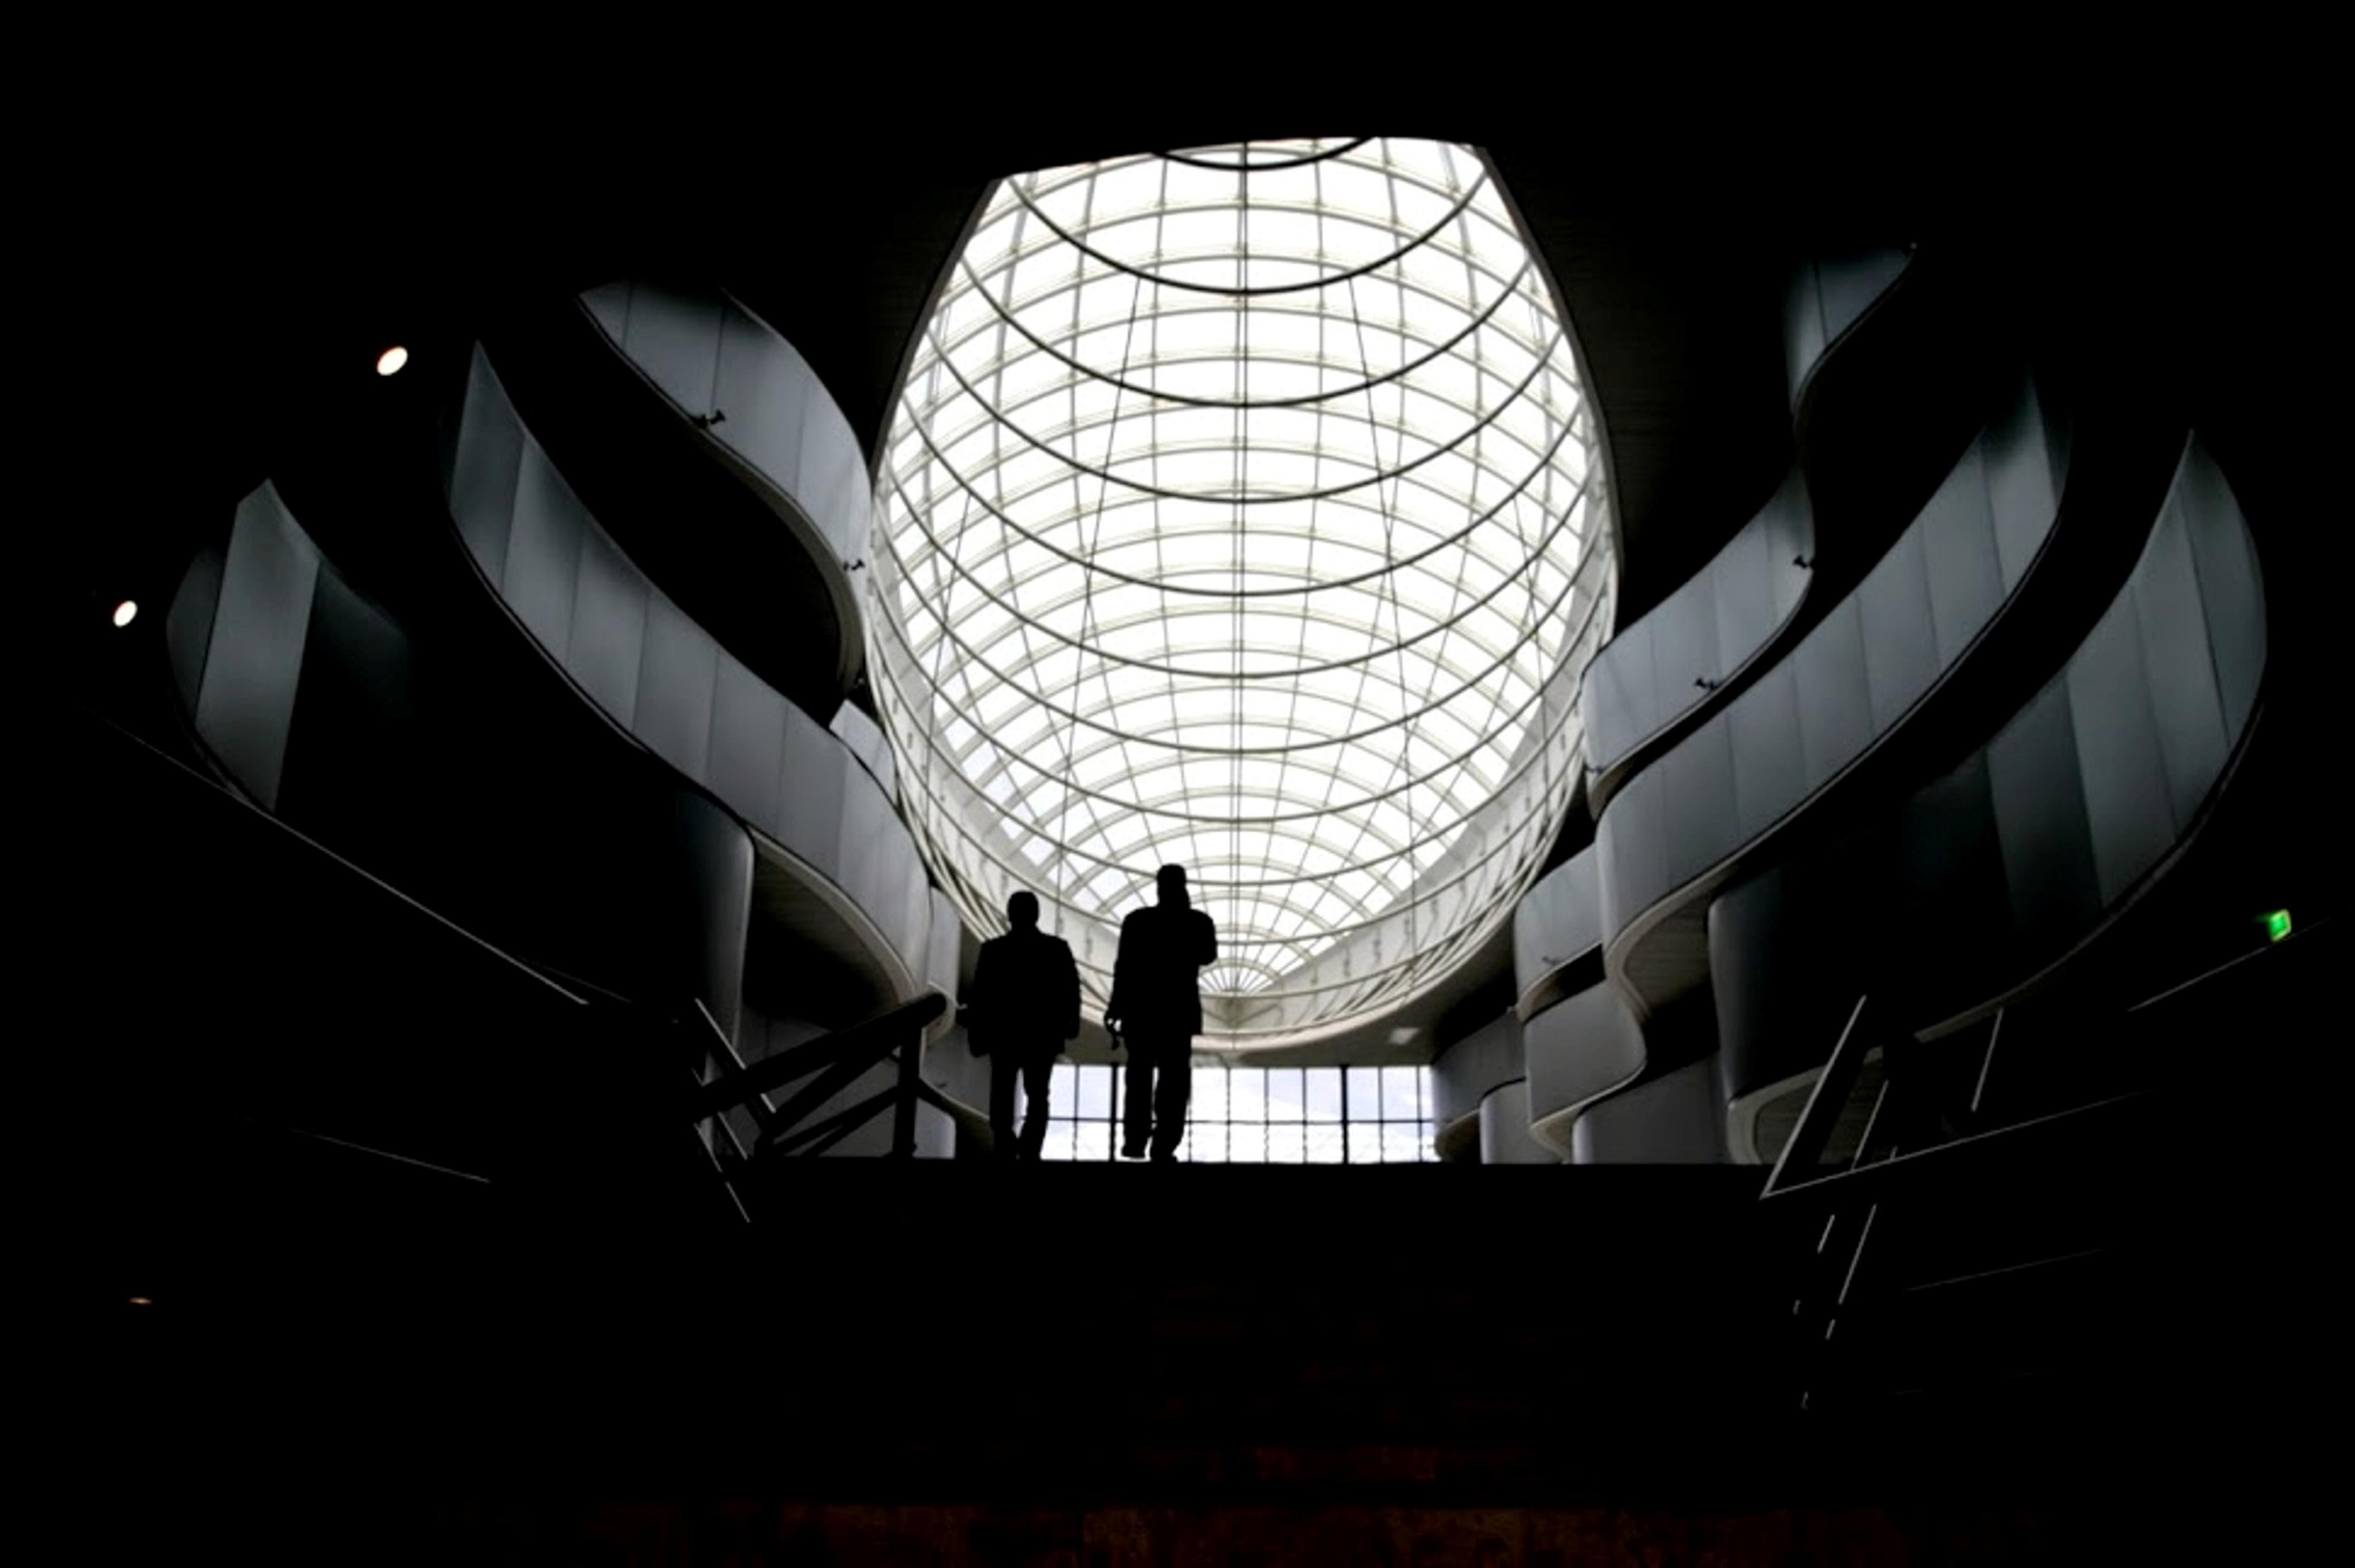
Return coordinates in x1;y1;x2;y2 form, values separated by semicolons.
875;138;1615;1049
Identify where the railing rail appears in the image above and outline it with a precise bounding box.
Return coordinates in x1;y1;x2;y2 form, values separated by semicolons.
1760;995;1875;1198
679;993;948;1175
1762;916;2329;1414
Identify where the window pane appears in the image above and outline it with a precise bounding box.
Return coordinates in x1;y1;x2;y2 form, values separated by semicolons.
1306;1123;1346;1163
1041;1121;1078;1162
1381;1123;1427;1163
1383;1066;1422;1122
1347;1067;1381;1121
1076;1064;1113;1119
1193;1065;1229;1122
1189;1121;1227;1162
1266;1122;1305;1163
1226;1121;1265;1162
1264;1069;1305;1122
1304;1068;1343;1122
1229;1070;1266;1122
1073;1120;1114;1162
874;143;1613;1052
1047;1068;1076;1119
1345;1124;1383;1163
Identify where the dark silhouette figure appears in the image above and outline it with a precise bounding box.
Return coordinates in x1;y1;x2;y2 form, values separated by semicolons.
1105;865;1218;1162
966;890;1080;1161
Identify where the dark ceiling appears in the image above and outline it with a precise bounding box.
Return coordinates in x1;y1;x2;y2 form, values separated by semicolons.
49;78;2323;664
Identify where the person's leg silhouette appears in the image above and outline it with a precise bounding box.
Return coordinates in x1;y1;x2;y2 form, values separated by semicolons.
988;1050;1021;1161
1020;1053;1054;1161
1121;1037;1155;1158
1150;1045;1191;1161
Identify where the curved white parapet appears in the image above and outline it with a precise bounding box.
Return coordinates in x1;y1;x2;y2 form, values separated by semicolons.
448;345;950;1013
1712;434;2269;1155
1574;249;1912;804
580;280;871;688
1569;1059;1723;1164
1580;468;1813;789
1784;248;1913;406
1523;979;1647;1154
1597;374;2067;1016
1478;1081;1560;1164
1430;1010;1524;1159
170;483;320;813
1511;845;1603;1019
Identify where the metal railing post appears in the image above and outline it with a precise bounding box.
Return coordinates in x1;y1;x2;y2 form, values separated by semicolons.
891;1025;923;1158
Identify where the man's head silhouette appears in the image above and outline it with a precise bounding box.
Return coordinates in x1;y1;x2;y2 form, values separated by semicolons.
1007;890;1040;931
1156;864;1189;908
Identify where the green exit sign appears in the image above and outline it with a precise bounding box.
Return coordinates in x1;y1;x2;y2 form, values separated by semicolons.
2264;909;2292;943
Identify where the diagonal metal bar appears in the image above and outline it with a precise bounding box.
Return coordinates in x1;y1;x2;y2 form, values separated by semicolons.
685;994;945;1123
1763;994;1873;1198
767;1087;900;1158
1761;1087;2157;1206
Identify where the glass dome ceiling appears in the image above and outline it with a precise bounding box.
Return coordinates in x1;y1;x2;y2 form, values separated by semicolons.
871;137;1615;1047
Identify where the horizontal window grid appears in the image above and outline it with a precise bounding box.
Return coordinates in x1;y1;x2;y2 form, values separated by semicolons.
1037;1063;1434;1164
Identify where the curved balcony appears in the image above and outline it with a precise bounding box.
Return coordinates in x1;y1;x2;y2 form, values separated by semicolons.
1568;1060;1724;1164
1581;247;1956;819
1716;434;2266;1154
1784;248;1914;408
578;281;871;686
1430;1011;1524;1160
1479;1081;1560;1164
447;345;954;1022
167;479;759;1043
1522;979;1648;1152
1580;469;1812;809
1597;373;2068;1017
1510;845;1604;1019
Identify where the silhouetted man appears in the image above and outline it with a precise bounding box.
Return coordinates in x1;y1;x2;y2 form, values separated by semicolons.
1105;865;1217;1162
966;891;1080;1161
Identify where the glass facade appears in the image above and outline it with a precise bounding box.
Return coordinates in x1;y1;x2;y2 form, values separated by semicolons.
1035;1063;1436;1163
873;137;1615;1050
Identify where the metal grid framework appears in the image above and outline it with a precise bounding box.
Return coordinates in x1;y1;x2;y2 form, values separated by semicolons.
873;137;1616;1047
1040;1064;1436;1163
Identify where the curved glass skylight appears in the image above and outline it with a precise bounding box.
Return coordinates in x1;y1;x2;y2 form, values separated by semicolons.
871;137;1615;1047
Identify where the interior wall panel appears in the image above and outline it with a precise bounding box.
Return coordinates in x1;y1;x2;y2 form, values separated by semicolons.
1710;437;2265;1146
195;484;319;810
501;449;582;656
568;524;651;722
2066;593;2175;904
1570;1058;1723;1164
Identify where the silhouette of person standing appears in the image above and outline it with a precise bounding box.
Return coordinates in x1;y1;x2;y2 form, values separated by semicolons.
966;890;1080;1161
1105;865;1217;1162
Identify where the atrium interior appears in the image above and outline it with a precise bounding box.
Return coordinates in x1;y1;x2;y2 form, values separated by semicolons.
43;83;2335;1557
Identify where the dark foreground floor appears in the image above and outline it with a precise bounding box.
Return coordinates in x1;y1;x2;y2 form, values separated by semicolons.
39;1150;2332;1562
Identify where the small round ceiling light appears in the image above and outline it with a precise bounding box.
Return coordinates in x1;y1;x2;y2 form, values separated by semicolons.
376;345;410;377
111;600;138;628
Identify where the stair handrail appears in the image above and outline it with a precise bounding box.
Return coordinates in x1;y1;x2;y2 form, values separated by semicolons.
679;992;948;1162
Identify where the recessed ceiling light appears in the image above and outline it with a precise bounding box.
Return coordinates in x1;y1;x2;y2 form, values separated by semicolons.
111;600;138;628
127;1296;153;1306
376;345;409;377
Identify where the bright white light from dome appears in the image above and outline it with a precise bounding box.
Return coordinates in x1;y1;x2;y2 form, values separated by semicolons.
112;600;139;628
872;138;1615;1047
376;345;409;377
